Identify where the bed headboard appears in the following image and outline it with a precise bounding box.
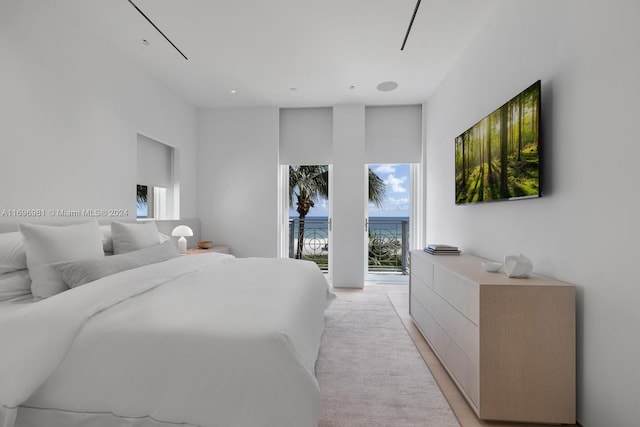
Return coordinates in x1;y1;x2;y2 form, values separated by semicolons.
141;219;201;249
0;218;202;250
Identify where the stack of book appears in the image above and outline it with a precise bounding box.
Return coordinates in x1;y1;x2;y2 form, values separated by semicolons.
424;244;460;255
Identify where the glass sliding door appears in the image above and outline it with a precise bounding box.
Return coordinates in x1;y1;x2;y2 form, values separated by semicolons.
287;165;330;272
366;163;410;283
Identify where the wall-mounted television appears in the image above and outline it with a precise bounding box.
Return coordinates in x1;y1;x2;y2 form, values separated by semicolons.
455;80;541;205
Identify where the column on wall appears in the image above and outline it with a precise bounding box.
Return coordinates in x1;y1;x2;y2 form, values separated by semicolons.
331;105;367;288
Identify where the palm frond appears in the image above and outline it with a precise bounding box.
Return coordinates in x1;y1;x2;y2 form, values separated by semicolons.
368;168;386;208
136;185;148;205
289;164;386;211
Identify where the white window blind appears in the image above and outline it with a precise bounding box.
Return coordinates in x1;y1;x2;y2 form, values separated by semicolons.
365;105;422;164
279;107;333;165
137;134;173;188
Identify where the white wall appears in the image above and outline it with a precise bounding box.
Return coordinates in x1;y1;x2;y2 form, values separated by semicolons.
423;1;640;425
197;107;279;258
330;104;367;288
0;1;197;222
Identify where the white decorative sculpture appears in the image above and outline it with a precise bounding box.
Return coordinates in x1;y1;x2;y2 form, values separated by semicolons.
481;261;503;272
503;254;533;278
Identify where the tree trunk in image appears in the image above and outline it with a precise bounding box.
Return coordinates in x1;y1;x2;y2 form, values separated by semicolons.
296;216;305;259
500;105;508;197
295;194;314;259
485;117;492;191
518;94;523;161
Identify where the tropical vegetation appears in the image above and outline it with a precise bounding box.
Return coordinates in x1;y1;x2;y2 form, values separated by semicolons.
289;165;386;259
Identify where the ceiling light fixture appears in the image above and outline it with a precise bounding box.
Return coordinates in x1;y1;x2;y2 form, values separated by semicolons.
377;81;399;92
349;85;356;90
289;87;298;92
127;0;188;60
230;90;237;94
401;0;422;50
141;39;150;46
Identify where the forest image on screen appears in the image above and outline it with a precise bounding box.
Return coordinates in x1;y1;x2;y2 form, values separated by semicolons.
455;81;540;205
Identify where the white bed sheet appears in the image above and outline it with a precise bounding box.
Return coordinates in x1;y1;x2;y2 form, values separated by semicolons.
0;253;333;427
0;295;32;311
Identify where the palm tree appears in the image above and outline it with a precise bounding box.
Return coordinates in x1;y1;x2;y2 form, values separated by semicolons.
136;185;148;206
289;166;328;259
289;165;386;259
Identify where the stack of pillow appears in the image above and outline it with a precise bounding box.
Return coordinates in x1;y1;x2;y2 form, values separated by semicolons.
0;221;180;302
0;231;30;302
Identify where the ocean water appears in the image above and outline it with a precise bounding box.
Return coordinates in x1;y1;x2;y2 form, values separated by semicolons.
289;216;409;237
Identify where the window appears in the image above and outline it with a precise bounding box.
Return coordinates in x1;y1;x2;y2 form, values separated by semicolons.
136;134;177;219
136;184;153;218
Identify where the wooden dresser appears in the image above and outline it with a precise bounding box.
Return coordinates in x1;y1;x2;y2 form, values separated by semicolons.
409;250;575;424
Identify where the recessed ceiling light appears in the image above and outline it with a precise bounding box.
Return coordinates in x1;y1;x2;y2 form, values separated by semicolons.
377;81;399;92
230;90;237;94
290;87;298;92
141;39;150;46
349;85;356;90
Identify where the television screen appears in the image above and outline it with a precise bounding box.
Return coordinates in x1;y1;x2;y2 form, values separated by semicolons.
455;80;541;205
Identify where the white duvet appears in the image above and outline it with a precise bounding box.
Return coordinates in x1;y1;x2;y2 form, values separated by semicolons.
0;254;333;427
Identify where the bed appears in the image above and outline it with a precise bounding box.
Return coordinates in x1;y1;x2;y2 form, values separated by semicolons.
0;220;334;427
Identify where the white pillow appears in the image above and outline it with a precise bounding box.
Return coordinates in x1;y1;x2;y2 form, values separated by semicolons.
54;241;180;288
0;270;31;302
0;232;27;274
111;221;161;255
100;225;113;253
19;222;105;299
101;224;169;255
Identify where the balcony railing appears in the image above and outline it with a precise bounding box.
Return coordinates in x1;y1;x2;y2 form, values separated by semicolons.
288;217;409;273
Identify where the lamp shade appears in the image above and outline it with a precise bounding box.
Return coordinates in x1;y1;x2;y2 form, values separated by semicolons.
171;225;193;237
171;225;193;254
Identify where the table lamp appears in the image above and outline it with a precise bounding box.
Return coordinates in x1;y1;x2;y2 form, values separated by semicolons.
171;225;193;254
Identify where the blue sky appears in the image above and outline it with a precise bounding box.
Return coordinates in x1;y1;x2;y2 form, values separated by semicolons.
290;163;410;218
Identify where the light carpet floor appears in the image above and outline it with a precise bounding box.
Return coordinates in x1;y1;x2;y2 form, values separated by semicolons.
316;288;460;427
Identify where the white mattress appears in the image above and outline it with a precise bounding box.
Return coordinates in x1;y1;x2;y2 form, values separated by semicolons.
0;253;333;427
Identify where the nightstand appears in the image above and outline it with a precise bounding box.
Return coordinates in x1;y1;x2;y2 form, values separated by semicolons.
185;246;230;255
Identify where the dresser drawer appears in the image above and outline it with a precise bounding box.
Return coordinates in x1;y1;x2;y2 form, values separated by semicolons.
411;295;437;343
411;252;434;288
410;273;431;312
434;266;479;325
411;296;479;406
444;331;479;406
423;284;479;363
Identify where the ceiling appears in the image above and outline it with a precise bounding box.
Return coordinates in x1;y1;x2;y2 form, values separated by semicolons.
58;0;498;109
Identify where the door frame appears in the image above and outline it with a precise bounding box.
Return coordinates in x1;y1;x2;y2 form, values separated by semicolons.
277;164;333;282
